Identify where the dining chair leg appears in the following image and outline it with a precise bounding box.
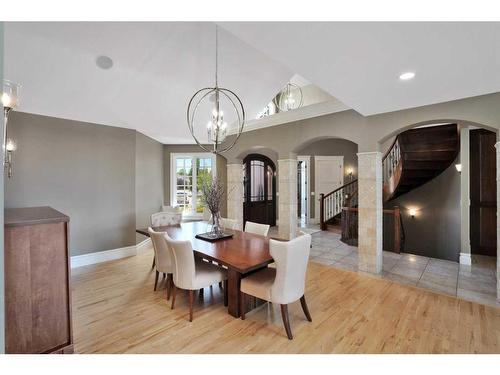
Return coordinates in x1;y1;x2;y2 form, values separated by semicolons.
189;290;194;322
280;304;293;340
240;291;245;320
300;295;312;322
223;280;228;307
154;270;159;291
151;255;155;269
166;273;173;300
171;285;177;309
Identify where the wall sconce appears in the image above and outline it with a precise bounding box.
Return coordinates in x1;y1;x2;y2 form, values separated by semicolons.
346;167;354;181
409;208;417;218
455;164;462;173
2;79;21;179
5;139;16;178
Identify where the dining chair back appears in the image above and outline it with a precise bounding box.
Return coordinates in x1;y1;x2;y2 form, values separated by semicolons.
161;205;183;214
245;221;270;236
148;227;174;274
151;211;182;227
270;233;311;304
164;234;197;290
148;227;175;295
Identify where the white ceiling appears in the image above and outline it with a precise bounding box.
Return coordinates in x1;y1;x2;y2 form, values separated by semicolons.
221;22;500;115
4;22;500;144
4;22;292;143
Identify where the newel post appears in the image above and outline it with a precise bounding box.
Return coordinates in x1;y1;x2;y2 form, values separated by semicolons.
319;193;325;230
393;206;401;253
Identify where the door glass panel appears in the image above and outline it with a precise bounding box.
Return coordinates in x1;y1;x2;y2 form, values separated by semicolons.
267;165;273;200
195;157;213;213
250;160;265;202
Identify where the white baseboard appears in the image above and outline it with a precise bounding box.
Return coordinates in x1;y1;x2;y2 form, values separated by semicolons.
459;252;472;266
71;245;138;269
136;238;152;253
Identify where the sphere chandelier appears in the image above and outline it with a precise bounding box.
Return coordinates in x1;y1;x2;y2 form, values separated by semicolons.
187;25;245;154
275;82;303;112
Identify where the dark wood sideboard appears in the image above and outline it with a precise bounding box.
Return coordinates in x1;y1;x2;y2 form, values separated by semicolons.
4;206;73;354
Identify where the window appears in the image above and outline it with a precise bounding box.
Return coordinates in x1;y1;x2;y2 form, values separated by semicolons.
171;153;216;217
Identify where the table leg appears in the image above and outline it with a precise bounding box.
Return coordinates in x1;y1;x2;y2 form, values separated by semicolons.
227;269;242;317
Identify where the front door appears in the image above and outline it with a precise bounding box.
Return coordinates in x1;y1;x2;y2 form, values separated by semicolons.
314;156;344;221
243;154;276;226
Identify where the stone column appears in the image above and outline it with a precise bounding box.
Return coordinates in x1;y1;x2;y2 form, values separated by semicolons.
226;164;244;230
357;152;383;274
459;126;472;265
495;142;500;301
278;159;297;240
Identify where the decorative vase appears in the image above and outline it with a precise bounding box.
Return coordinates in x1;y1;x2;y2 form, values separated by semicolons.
211;211;223;237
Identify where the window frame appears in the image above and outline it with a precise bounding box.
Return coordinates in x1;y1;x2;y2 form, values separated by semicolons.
170;152;217;220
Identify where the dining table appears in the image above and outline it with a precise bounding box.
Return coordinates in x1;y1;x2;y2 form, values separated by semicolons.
136;221;274;318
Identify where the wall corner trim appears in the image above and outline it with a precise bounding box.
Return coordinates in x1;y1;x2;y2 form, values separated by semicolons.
71;245;137;269
459;252;472;266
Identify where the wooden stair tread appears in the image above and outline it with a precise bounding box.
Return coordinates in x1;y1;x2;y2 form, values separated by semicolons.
384;123;459;202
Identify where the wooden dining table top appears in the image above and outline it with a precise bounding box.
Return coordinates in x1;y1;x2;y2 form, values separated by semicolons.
136;221;273;274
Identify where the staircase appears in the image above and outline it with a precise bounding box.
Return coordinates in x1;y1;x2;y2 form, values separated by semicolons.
319;123;460;252
383;123;459;201
319;179;357;230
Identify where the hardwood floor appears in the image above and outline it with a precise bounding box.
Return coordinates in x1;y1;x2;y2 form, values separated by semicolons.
71;245;500;353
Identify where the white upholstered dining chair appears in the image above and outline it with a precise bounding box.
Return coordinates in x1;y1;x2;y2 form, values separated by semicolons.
244;221;270;236
240;233;312;339
165;234;228;322
148;227;175;298
150;211;183;269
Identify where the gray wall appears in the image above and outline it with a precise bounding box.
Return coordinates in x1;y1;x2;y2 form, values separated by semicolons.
1;21;5;354
384;157;461;261
135;132;164;243
296;138;358;218
163;144;227;217
5;112;138;256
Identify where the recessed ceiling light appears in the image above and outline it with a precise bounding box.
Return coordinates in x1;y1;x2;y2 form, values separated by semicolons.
96;55;114;70
399;72;415;81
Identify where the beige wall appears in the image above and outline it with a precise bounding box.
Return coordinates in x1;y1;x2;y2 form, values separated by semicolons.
5;112;137;256
135;132;164;243
222;92;500;164
384;157;461;261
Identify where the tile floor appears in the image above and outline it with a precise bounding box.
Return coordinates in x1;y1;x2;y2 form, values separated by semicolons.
307;230;500;308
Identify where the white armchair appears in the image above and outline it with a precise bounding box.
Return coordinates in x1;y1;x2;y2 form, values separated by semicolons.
165;234;228;322
244;221;270;236
151;211;182;227
240;233;312;339
148;227;175;299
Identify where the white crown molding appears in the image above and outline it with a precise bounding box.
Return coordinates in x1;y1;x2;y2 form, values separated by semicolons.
228;99;349;135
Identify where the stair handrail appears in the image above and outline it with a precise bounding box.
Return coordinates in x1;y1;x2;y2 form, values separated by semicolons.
319;179;358;230
322;179;358;200
382;136;404;186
